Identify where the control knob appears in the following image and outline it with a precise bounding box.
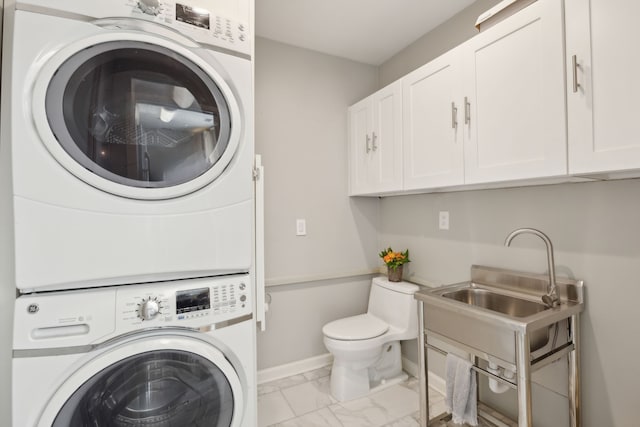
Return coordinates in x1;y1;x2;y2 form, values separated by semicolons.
137;0;161;16
138;297;161;321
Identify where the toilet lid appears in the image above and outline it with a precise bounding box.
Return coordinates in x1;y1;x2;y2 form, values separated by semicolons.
323;314;389;340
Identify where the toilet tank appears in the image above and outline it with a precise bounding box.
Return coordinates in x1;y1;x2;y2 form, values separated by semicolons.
368;277;420;339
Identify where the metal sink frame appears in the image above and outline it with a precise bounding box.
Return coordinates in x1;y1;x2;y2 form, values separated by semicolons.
414;265;584;427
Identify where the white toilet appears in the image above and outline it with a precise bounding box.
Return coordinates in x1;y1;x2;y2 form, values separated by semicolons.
322;277;420;401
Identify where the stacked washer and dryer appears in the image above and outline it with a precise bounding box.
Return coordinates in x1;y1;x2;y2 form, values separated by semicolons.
0;0;259;425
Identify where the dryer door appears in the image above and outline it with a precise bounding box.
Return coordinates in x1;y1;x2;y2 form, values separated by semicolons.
32;22;243;200
37;335;245;427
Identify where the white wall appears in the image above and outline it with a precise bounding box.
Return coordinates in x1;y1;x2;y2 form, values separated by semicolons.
257;277;372;370
254;37;380;369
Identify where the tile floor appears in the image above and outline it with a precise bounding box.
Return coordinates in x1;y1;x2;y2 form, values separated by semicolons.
257;366;448;427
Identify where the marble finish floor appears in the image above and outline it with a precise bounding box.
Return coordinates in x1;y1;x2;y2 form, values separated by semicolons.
257;366;448;427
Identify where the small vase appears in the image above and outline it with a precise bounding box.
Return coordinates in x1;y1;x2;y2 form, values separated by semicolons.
387;265;403;282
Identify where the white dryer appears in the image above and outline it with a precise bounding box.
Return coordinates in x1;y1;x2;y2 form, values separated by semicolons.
12;274;256;427
1;0;254;292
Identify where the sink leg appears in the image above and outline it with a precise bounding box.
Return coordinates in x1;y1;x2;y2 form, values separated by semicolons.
569;314;582;427
418;302;429;427
515;332;533;427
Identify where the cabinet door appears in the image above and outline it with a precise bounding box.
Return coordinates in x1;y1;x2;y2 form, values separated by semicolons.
348;97;373;195
403;48;464;190
566;0;640;175
371;80;403;193
463;0;567;184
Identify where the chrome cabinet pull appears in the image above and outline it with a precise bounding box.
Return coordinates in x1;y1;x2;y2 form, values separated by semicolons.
451;102;458;129
464;97;471;125
572;55;581;93
372;132;378;151
366;134;371;153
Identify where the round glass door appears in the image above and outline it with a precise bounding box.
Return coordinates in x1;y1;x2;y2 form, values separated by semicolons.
52;350;235;426
44;40;234;192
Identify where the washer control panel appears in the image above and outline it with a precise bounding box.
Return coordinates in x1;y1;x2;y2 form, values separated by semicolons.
117;274;251;329
13;274;251;350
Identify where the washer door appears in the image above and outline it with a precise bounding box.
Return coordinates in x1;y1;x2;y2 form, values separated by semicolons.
32;23;242;200
37;335;244;427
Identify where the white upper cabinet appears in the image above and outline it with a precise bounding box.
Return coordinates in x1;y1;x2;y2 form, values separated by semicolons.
347;0;638;196
348;97;372;195
566;0;640;175
348;81;402;195
403;47;464;190
462;0;567;184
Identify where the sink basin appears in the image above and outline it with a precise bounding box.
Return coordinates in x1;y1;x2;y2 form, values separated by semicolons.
442;288;548;318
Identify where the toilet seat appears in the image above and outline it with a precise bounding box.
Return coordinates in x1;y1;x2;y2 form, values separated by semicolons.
322;314;389;341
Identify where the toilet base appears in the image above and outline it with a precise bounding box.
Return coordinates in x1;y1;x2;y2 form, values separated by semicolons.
329;341;405;402
370;371;409;394
370;341;403;384
329;363;371;402
329;365;409;402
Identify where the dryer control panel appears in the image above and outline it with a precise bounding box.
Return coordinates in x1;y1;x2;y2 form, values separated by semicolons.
127;0;251;55
15;0;252;55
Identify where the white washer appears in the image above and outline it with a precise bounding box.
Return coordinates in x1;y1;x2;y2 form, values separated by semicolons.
2;0;254;293
12;274;256;427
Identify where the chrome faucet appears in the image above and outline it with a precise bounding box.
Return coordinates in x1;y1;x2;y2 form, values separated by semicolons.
504;228;560;308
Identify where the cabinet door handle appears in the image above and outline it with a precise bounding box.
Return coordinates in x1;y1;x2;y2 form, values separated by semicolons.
464;97;471;125
372;132;378;151
366;134;371;153
572;54;581;93
451;102;458;129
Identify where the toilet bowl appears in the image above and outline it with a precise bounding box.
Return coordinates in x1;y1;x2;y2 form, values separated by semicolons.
322;277;419;402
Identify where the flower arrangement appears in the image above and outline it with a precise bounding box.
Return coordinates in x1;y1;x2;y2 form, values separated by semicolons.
379;247;411;270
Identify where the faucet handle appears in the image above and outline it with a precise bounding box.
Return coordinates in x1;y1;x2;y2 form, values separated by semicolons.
542;292;560;308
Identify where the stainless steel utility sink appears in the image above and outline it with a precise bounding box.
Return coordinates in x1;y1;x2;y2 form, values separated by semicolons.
442;288;548;318
415;265;584;368
416;265;585;427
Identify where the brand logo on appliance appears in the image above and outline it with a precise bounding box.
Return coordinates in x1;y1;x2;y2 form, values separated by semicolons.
27;303;39;314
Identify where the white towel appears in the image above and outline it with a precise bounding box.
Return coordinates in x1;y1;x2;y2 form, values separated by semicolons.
445;353;478;426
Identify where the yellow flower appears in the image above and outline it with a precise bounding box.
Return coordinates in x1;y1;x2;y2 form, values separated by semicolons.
378;247;411;269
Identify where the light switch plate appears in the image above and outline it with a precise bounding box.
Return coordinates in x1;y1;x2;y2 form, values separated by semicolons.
439;211;449;230
296;219;307;236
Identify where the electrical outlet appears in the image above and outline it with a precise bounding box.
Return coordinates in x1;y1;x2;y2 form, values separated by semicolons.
296;219;307;236
439;211;450;230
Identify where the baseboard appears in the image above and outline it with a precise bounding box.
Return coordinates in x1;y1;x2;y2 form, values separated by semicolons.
402;356;420;378
428;371;446;395
402;356;446;395
257;353;333;384
259;353;446;394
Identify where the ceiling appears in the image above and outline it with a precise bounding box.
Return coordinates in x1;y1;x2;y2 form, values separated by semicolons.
255;0;476;65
